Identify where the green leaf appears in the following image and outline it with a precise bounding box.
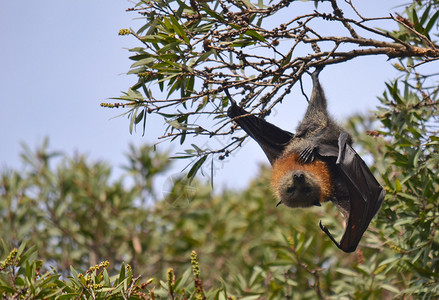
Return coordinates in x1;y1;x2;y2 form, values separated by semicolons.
244;29;266;42
167;77;182;98
336;268;359;277
118;262;126;285
195;50;213;65
15;242;27;264
187;75;195;92
0;285;16;294
136;22;152;35
229;23;241;30
425;10;439;33
163;17;173;31
170;15;189;44
239;296;261;300
18;245;37;267
396;192;418;201
170;155;195;159
411;148;421;168
180;130;186;145
229;39;256;48
69;266;79;278
129;107;138;134
281;51;292;67
411;8;419;28
127;67;146;75
202;6;225;22
165;118;186;130
127;88;144;100
141;34;166;43
174;268;192;291
135;109;145;125
381;284;400;294
395;179;402;192
419;5;431;26
156;73;180;84
57;293;81;299
187;155;207;182
191;143;203;154
157;41;182;54
210;156;214;189
131;57;155;68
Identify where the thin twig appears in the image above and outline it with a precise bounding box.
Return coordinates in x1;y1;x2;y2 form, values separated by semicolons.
390;13;438;49
330;0;359;38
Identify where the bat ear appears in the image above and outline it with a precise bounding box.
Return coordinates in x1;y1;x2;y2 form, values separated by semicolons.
319;133;385;253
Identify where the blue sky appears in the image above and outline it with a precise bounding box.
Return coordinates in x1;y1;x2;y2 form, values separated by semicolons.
1;1;404;193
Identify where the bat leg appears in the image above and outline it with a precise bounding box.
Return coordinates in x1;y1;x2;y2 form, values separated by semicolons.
298;145;316;163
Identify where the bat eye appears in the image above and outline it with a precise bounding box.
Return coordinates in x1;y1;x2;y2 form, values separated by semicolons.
287;187;296;194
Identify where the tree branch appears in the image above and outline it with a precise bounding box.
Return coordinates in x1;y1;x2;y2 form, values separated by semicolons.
104;0;439;169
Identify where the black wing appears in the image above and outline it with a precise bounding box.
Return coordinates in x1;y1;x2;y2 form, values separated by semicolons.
319;133;385;253
226;91;294;165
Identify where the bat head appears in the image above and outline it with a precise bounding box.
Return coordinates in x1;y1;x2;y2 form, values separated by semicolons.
271;153;332;208
277;170;322;207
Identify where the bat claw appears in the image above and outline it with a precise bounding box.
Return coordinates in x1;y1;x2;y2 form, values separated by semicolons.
298;145;315;163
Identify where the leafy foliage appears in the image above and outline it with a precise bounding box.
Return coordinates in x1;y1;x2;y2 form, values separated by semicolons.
1;0;438;299
1;114;439;298
376;80;439;298
343;72;439;299
0;243;220;299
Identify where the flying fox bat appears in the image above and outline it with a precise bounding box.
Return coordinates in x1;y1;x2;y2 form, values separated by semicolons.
226;68;385;253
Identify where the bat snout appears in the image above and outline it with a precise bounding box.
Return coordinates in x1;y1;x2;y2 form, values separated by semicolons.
293;171;305;183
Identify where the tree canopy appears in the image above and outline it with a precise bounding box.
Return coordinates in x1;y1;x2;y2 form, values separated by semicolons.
1;0;439;299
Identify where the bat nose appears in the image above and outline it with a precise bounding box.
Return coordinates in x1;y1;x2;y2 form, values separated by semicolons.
294;171;305;182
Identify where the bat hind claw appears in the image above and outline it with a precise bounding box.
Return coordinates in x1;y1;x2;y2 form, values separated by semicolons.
319;221;342;249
